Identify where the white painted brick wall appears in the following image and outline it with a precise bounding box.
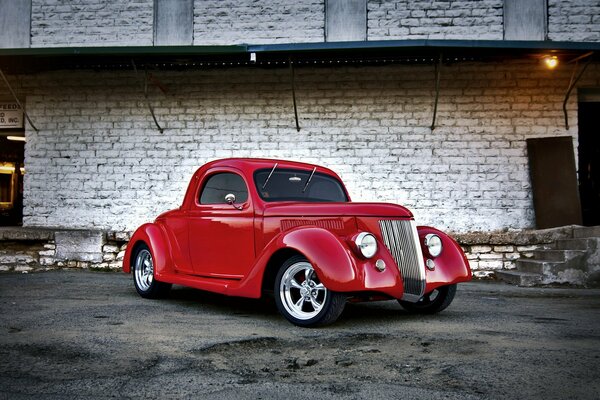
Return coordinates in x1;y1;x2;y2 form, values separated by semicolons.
24;0;600;48
193;0;325;45
548;0;600;42
31;0;154;47
367;0;504;40
8;61;599;233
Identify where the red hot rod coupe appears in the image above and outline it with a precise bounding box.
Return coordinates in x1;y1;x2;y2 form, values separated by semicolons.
123;158;471;327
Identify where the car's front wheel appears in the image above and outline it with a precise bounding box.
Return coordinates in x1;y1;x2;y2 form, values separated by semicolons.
398;284;456;314
274;255;346;327
132;243;171;299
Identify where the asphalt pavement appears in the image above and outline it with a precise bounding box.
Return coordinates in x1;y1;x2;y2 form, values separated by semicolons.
1;270;599;399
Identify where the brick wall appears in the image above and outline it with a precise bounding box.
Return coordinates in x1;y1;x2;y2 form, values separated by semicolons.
25;0;600;48
10;60;598;233
31;0;154;47
193;0;325;45
548;0;600;42
367;0;503;40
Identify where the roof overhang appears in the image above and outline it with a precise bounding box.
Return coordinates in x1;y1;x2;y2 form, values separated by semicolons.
0;39;598;73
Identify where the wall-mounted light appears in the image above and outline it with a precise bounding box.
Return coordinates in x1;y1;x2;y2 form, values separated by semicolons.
543;55;559;69
6;136;26;142
0;163;24;174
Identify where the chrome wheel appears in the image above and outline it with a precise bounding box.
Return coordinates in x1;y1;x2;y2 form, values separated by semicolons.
279;261;327;321
134;249;154;292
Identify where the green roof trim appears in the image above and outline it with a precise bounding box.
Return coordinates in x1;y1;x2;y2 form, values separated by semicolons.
0;45;248;57
0;39;598;58
248;39;600;53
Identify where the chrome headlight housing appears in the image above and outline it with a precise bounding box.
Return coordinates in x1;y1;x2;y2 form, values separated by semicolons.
424;234;443;257
355;232;378;258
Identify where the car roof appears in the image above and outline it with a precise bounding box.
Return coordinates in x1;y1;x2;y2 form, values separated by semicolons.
180;158;351;209
201;158;340;176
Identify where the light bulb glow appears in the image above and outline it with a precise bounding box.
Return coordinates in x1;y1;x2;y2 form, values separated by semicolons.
543;56;559;69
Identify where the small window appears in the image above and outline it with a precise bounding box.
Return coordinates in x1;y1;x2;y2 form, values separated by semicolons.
199;173;248;205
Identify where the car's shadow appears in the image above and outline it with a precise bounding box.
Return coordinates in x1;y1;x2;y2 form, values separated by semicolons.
159;286;444;326
166;286;278;317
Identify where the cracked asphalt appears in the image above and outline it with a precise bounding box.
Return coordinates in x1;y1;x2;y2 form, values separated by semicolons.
1;270;599;399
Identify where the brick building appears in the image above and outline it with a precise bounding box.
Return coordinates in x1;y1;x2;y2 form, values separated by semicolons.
0;0;599;280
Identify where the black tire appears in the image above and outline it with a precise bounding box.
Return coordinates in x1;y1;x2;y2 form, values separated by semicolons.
398;284;457;314
274;255;346;327
132;243;171;299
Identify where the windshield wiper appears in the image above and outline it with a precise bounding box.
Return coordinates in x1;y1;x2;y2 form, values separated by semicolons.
302;167;317;193
262;162;278;190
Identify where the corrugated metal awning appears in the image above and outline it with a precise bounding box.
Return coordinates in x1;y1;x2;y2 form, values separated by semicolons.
0;39;598;73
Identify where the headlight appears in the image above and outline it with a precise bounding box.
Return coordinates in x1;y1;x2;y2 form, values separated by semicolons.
355;232;378;258
424;234;443;257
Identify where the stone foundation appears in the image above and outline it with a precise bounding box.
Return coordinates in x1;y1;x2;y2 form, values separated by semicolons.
0;228;129;273
0;226;578;279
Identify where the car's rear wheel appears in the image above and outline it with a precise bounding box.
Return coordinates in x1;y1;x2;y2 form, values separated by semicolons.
132;243;171;299
274;255;346;327
398;284;456;314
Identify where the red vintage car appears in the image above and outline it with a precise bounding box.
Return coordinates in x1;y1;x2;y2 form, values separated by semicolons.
123;158;471;326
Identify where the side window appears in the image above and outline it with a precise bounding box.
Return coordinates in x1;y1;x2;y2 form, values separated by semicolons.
199;173;248;205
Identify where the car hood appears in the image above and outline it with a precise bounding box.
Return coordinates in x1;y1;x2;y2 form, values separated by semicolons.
262;202;413;218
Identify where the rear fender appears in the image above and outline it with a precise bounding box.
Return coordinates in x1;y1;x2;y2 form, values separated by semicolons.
417;226;472;293
122;223;173;279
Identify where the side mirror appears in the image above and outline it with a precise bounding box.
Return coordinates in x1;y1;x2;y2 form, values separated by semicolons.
225;193;243;210
225;193;236;205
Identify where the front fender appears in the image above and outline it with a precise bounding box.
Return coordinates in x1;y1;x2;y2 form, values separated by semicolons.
418;226;472;293
277;227;360;291
122;223;172;279
234;227;365;298
234;226;405;299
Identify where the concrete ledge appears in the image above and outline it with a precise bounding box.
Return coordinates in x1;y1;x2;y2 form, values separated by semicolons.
0;227;132;242
452;225;577;246
0;227;56;241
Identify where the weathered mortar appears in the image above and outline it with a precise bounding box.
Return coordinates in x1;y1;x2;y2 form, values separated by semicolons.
0;241;47;273
193;0;325;45
367;0;504;40
30;0;154;47
547;0;600;42
366;0;597;43
0;229;129;273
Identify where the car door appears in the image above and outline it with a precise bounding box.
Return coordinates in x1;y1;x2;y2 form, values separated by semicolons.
187;169;255;279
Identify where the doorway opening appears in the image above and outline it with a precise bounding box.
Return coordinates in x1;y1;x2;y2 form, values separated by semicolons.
578;101;600;226
0;134;25;226
527;136;582;229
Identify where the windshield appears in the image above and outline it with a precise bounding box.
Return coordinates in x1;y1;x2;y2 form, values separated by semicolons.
254;168;348;202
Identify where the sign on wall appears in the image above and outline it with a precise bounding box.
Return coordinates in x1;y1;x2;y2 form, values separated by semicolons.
0;102;24;129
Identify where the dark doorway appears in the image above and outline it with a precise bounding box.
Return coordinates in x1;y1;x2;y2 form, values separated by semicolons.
0;134;25;226
578;102;600;226
527;136;582;229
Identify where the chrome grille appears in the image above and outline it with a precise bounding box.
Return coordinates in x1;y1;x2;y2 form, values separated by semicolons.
378;219;426;301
